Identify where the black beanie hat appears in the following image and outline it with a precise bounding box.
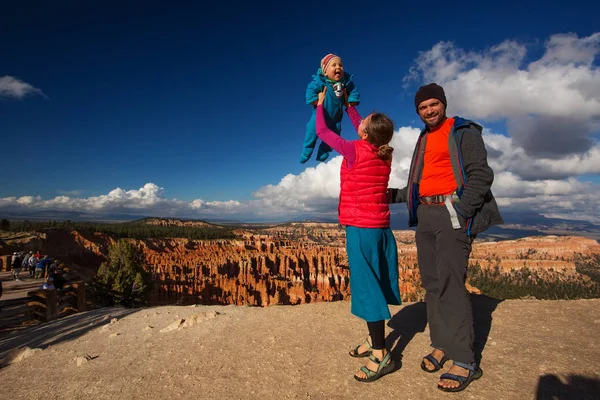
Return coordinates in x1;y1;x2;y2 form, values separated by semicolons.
414;83;447;112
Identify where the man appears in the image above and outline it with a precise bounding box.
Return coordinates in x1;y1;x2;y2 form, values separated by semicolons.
388;83;502;392
28;252;38;277
40;275;55;290
21;251;32;277
35;256;50;279
11;252;22;281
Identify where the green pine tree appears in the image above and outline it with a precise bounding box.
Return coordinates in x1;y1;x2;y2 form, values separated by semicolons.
96;240;152;307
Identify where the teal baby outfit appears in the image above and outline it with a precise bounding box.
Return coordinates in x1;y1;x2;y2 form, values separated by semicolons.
300;69;360;163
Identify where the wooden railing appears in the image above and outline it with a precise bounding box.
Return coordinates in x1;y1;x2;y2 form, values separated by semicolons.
0;297;36;329
0;281;86;330
1;255;12;272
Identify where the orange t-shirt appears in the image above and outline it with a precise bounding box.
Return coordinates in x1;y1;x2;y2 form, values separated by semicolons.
419;118;457;197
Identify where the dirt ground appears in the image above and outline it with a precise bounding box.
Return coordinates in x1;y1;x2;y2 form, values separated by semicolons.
1;297;599;400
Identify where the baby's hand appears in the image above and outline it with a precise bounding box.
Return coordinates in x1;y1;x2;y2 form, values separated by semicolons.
342;90;358;108
317;87;327;106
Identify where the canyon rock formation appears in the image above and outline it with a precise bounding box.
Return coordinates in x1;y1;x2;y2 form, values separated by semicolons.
1;222;599;306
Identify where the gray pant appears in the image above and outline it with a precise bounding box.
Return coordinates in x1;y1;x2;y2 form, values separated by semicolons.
416;203;475;364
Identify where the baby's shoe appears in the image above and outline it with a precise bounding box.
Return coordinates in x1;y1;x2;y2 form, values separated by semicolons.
299;151;312;164
316;151;330;162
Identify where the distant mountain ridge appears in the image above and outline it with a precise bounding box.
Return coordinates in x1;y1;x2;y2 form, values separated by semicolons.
0;210;147;222
2;209;599;240
390;209;600;240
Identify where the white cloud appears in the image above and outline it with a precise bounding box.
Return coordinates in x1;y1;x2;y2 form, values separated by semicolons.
0;75;45;99
2;32;599;225
250;126;422;217
0;183;253;219
243;33;600;224
1;130;599;223
482;130;600;180
247;124;600;223
405;32;600;158
190;199;242;210
1;128;597;223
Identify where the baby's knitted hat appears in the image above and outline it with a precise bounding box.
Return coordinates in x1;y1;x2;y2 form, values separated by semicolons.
321;53;341;75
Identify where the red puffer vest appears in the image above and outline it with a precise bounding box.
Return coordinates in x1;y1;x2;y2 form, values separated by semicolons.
339;140;391;228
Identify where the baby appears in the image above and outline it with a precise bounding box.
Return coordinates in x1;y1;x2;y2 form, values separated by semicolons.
300;53;360;163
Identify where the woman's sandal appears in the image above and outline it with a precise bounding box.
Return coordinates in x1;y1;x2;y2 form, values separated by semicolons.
420;353;449;373
437;362;483;392
354;352;396;383
349;338;372;358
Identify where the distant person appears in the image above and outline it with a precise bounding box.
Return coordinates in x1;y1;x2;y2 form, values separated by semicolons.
40;276;55;290
49;260;59;275
51;268;67;290
35;256;50;279
28;252;38;277
22;251;32;276
388;83;503;392
11;251;22;281
300;53;360;163
315;87;399;382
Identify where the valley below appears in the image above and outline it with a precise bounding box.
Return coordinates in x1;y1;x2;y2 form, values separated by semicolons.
2;220;599;306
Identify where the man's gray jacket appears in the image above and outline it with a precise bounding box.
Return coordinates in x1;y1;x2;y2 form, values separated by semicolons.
390;117;503;235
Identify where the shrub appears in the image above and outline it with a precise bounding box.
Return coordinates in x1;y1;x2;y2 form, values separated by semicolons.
95;240;151;307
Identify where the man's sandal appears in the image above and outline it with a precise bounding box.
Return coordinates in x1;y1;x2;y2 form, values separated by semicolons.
421;353;449;373
354;352;395;383
437;362;483;392
349;338;372;358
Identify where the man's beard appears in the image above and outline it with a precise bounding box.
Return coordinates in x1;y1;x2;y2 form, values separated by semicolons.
423;113;445;128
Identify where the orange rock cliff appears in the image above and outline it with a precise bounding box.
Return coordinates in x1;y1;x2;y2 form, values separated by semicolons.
1;222;599;306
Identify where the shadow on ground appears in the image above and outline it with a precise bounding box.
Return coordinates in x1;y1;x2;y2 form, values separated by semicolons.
536;374;600;400
0;307;139;366
386;301;426;369
3;281;41;294
472;295;503;364
386;294;503;369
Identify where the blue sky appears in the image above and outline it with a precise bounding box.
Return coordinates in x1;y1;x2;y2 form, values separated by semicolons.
1;1;599;222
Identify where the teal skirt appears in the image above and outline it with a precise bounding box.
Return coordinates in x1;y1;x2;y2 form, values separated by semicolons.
346;226;401;322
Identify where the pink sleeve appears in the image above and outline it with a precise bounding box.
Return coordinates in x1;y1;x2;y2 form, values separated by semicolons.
346;105;363;132
316;105;356;165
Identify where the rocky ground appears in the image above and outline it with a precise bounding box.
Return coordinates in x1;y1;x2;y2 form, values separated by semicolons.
1;297;599;399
